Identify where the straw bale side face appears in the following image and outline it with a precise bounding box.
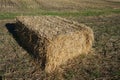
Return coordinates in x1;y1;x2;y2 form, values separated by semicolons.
15;21;47;68
45;27;94;73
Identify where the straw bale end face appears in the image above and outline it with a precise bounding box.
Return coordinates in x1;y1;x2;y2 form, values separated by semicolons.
45;27;94;73
15;16;94;73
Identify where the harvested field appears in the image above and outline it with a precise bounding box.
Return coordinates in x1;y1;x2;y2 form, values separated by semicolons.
0;14;120;80
35;0;120;10
0;0;120;80
0;0;120;12
16;16;94;73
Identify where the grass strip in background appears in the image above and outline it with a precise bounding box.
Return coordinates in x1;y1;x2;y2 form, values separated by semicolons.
0;13;19;20
0;9;120;20
41;9;120;16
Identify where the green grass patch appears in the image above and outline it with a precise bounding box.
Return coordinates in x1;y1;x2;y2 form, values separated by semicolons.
0;9;120;20
32;9;120;16
0;13;19;20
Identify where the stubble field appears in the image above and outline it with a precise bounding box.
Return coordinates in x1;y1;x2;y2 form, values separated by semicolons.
0;0;120;80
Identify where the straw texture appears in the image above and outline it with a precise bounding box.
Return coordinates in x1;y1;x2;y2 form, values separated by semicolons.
15;16;94;73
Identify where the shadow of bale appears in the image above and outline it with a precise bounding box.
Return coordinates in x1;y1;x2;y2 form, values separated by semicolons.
0;76;2;80
5;23;17;38
5;23;44;69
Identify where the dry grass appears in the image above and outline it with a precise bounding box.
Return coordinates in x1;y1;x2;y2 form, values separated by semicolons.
0;0;120;80
0;0;120;12
0;14;119;80
35;0;120;10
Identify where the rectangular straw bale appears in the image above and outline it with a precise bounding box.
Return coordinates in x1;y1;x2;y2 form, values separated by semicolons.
15;16;94;73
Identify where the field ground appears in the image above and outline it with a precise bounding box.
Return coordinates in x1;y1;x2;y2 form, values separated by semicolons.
0;0;120;12
0;0;120;80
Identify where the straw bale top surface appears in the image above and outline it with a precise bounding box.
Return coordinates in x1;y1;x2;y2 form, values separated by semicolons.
16;16;87;40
